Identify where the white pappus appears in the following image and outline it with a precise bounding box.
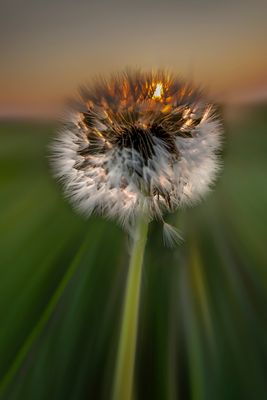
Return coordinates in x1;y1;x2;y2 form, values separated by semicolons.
51;70;223;245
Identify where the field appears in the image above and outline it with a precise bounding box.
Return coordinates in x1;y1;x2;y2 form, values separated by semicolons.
0;104;267;399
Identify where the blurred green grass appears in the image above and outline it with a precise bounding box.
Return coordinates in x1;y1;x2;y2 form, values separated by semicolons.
0;105;267;400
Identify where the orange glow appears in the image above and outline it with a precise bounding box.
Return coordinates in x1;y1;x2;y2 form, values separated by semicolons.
152;82;163;100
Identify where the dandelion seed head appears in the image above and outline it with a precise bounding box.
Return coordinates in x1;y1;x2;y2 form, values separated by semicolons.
52;70;223;229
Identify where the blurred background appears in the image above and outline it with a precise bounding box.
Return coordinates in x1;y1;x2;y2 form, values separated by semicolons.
1;0;267;399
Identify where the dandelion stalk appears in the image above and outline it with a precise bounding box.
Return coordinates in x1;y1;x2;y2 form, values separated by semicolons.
113;214;149;400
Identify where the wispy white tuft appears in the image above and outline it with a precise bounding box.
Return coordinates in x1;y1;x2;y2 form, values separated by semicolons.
163;222;183;247
51;70;223;235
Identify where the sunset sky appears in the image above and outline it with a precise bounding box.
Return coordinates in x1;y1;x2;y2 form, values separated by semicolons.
1;0;267;116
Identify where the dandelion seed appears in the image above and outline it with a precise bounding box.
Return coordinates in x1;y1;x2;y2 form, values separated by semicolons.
163;222;183;247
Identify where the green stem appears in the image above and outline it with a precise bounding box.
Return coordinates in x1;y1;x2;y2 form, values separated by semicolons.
113;215;149;400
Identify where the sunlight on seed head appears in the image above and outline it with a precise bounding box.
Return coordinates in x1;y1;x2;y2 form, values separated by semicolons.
152;82;164;100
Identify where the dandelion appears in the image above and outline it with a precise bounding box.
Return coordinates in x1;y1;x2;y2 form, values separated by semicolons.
52;70;222;237
51;69;223;400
